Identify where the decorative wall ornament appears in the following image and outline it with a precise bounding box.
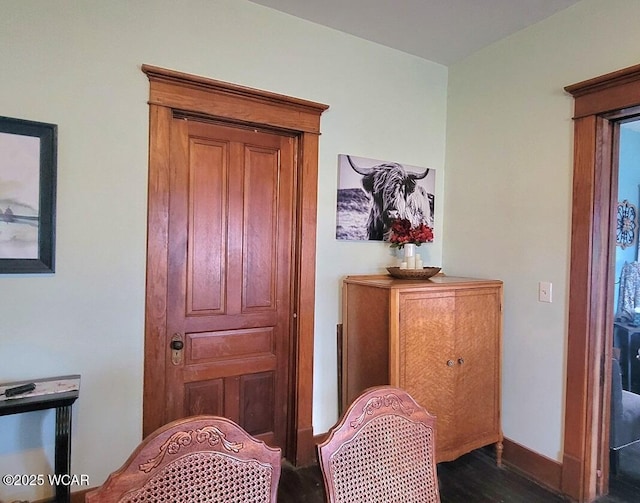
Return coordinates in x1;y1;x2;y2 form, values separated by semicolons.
616;199;637;249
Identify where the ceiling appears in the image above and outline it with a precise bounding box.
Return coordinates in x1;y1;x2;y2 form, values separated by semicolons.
249;0;581;66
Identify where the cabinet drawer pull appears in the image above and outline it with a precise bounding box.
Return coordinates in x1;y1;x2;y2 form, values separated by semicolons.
458;358;465;365
447;359;455;367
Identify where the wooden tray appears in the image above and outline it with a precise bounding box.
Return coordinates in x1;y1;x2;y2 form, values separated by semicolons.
386;266;441;279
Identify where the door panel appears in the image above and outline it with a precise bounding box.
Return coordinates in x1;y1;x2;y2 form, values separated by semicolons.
243;146;279;310
399;291;457;452
187;137;226;315
455;289;500;443
240;371;275;435
185;379;224;416
187;328;274;363
166;118;294;449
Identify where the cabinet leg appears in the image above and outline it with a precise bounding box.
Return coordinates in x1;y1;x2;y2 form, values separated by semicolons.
495;440;504;467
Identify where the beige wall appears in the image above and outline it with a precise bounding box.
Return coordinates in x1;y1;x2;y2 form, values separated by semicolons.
5;0;640;499
445;0;640;461
0;0;447;499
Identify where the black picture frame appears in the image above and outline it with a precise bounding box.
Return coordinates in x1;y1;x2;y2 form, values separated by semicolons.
0;116;57;273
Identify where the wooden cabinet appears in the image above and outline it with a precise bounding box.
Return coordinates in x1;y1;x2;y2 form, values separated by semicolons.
341;274;503;463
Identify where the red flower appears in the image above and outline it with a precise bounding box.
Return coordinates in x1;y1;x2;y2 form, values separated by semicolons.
387;218;434;248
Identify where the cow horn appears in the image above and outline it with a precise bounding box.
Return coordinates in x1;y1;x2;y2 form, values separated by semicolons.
409;167;429;180
346;155;372;175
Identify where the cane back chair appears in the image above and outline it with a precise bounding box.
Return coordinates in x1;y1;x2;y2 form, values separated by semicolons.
86;415;281;503
317;385;440;503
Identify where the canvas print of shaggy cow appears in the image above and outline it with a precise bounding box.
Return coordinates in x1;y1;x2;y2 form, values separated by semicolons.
336;154;435;241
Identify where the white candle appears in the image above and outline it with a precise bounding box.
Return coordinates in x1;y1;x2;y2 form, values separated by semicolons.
407;255;416;269
416;258;423;269
399;261;408;269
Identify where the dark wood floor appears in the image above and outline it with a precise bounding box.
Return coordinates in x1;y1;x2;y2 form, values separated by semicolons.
277;448;639;502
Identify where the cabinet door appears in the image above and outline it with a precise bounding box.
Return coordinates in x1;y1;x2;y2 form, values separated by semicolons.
395;290;459;453
453;288;501;449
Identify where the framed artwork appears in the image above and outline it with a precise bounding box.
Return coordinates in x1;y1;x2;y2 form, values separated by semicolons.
336;154;435;241
0;116;57;273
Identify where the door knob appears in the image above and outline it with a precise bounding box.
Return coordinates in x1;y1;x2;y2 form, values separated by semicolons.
170;334;184;366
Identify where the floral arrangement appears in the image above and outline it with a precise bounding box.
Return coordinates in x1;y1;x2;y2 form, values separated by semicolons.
387;218;434;249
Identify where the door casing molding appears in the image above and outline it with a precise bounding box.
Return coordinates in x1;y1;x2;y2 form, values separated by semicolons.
141;64;328;465
563;63;640;501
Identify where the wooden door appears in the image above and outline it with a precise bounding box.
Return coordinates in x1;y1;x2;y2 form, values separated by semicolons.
165;117;295;449
143;66;328;465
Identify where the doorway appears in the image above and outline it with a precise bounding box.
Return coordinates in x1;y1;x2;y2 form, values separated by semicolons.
140;65;328;465
563;64;640;502
609;119;640;492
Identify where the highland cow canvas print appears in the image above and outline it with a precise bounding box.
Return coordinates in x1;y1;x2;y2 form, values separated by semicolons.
336;154;435;241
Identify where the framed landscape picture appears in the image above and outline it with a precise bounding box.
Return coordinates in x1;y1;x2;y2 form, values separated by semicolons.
0;116;57;273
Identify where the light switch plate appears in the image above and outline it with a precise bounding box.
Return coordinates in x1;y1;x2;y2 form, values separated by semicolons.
539;281;552;303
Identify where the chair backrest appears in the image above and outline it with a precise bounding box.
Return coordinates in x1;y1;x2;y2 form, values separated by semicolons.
317;385;440;503
86;415;281;503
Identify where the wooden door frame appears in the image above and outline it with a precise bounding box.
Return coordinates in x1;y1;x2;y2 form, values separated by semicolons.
141;64;328;465
562;63;640;502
